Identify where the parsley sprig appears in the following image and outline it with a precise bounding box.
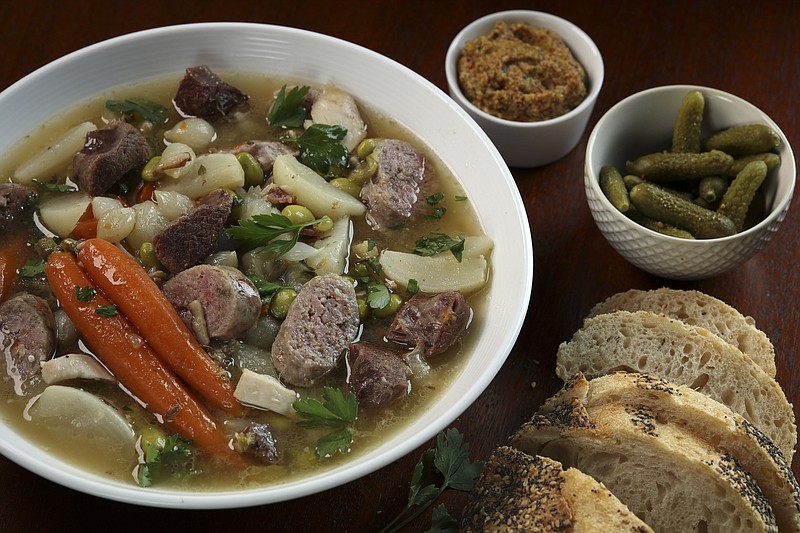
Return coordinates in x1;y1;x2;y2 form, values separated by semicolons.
379;428;483;533
282;123;349;175
413;233;466;262
137;434;196;487
18;259;46;278
268;85;310;127
293;387;358;457
227;213;330;258
105;98;167;124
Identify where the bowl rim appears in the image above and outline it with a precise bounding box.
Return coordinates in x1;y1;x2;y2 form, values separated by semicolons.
0;22;534;508
444;9;604;128
585;83;796;245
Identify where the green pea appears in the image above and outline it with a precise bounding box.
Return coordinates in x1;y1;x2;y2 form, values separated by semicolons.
139;426;166;452
314;216;334;233
270;288;297;319
141;156;162;182
371;293;403;318
349;261;371;279
237;152;264;188
356;297;369;320
281;204;315;225
139;242;163;271
330;177;362;198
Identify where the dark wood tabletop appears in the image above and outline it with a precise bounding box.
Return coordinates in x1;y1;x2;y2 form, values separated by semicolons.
1;0;798;531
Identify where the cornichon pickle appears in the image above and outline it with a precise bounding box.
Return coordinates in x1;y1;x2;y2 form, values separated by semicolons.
625;149;733;182
698;176;728;203
724;152;781;177
702;124;781;156
717;160;768;231
626;210;695;239
629;182;736;239
672;90;705;153
623;174;643;191
600;165;630;212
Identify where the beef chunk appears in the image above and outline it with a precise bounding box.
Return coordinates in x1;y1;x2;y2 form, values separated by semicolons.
152;189;233;273
173;65;249;120
0;293;55;395
272;274;360;387
73;121;149;196
360;139;434;230
234;422;280;464
348;343;410;408
386;291;470;356
162;264;260;341
0;183;36;222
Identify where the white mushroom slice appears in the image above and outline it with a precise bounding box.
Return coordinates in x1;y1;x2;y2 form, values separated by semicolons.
234;369;299;417
379;250;488;294
27;385;135;448
41;353;115;385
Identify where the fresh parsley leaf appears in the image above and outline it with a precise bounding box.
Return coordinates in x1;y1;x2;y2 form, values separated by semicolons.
366;282;391;310
34;180;76;193
105;98;167;124
283;123;349;175
425;207;447;220
74;286;96;302
18;260;46;278
425;504;460;533
268;85;310;127
379;428;483;533
455;195;468;202
137;434;196;488
227;213;327;258
247;274;288;297
293;387;359;457
95;305;118;317
366;238;376;251
407;279;419;295
413;233;465;262
426;192;444;205
365;257;382;273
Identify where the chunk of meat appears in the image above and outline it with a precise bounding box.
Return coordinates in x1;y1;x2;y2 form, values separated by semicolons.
348;343;411;408
173;65;249;120
162;264;260;341
0;183;36;222
234;421;281;464
218;141;296;173
360;139;434;230
271;274;360;387
152;189;233;273
0;293;55;395
386;291;470;356
73;121;149;196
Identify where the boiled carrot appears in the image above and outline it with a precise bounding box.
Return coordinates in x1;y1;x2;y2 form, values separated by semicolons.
45;251;242;463
0;233;29;302
76;238;243;415
70;218;98;239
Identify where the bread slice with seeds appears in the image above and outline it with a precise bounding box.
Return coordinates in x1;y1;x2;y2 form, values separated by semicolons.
555;310;796;460
553;372;800;533
587;288;776;377
509;388;778;532
460;445;653;532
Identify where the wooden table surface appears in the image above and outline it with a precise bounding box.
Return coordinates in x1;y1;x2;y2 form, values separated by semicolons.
1;1;798;531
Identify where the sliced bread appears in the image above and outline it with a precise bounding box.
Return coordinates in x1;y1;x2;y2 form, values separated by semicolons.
550;372;800;533
555;310;796;460
509;393;778;532
587;288;776;377
460;445;653;532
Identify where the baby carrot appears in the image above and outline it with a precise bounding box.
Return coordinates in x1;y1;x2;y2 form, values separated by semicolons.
45;251;241;462
0;233;28;302
76;238;243;415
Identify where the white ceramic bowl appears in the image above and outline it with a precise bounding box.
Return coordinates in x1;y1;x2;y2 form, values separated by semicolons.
585;85;795;280
445;10;604;167
0;23;533;508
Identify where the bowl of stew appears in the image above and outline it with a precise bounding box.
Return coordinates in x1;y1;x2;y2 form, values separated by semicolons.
0;23;533;508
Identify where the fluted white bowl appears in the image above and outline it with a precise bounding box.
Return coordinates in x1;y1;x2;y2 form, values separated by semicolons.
0;23;533;509
585;85;795;280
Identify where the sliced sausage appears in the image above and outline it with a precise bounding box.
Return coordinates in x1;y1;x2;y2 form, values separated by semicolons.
173;65;249;120
348;343;410;408
153;189;233;273
0;183;36;222
271;274;359;387
359;139;434;230
0;293;55;395
162;264;260;341
386;291;470;356
73;121;149;196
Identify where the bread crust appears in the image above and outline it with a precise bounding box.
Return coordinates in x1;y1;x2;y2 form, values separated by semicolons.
588;288;776;377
